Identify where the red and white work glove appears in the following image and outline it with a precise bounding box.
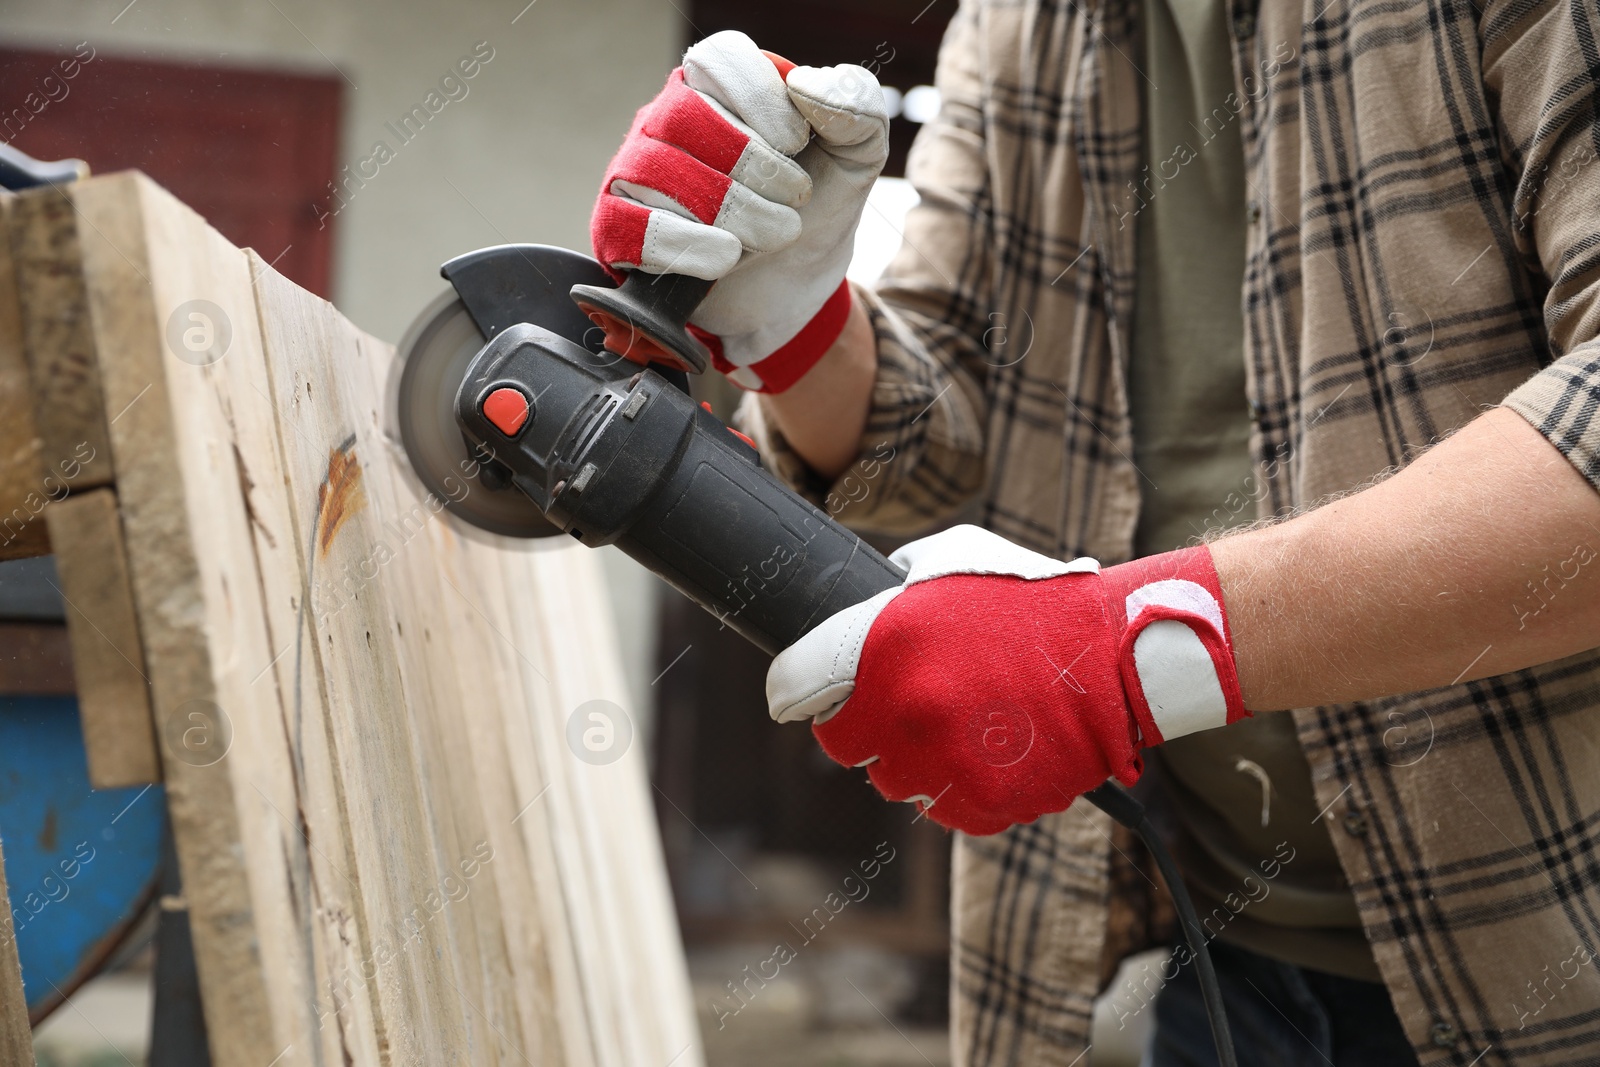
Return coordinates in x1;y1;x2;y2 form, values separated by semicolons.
767;527;1251;836
590;31;888;393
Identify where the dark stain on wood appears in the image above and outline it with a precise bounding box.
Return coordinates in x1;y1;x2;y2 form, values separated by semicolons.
232;440;275;550
315;433;364;558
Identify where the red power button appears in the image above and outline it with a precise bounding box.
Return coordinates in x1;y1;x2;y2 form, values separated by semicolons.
700;400;756;449
482;387;530;437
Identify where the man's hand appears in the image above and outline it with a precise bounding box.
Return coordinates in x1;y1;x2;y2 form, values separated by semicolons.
766;526;1250;835
591;30;889;393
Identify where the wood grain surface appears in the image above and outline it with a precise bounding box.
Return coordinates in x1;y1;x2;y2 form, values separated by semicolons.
1;171;699;1067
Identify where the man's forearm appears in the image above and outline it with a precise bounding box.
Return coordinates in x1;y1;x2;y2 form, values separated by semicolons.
1211;407;1600;711
758;290;878;480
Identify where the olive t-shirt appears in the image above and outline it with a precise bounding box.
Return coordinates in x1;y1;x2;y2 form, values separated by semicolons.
1128;0;1381;983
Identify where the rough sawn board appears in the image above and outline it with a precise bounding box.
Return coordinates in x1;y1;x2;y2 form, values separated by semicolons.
29;171;700;1067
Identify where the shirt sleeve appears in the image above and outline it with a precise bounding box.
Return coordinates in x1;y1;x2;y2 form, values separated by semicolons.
735;1;994;536
1485;0;1600;488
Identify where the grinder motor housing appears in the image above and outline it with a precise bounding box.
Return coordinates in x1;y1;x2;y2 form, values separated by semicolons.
454;321;905;656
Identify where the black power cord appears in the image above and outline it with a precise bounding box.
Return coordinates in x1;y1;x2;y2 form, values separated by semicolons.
1085;782;1239;1067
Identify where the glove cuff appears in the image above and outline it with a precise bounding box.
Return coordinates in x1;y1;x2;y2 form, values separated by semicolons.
1101;545;1249;748
705;279;853;393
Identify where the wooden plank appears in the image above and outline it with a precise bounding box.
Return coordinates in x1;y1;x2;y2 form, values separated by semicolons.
68;170;285;1066
25;170;700;1067
248;252;478;1066
507;548;702;1066
8;186;113;496
0;831;36;1067
43;487;160;787
0;191;49;561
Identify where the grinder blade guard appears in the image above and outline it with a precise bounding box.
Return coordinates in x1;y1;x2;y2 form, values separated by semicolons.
389;243;688;539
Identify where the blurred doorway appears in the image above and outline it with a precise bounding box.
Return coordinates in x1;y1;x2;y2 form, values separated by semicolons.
0;45;341;295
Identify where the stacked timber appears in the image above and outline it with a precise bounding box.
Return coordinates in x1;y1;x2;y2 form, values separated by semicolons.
0;172;701;1067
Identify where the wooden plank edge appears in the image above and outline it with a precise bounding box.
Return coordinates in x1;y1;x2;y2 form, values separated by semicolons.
8;182;114;496
43;486;161;787
0;831;37;1067
0;190;45;560
69;170;278;1066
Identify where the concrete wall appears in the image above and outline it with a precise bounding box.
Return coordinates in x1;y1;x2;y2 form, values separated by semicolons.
1;0;682;341
2;0;684;719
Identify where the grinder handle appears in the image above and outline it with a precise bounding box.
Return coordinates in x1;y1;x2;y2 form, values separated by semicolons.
570;270;714;374
572;49;801;376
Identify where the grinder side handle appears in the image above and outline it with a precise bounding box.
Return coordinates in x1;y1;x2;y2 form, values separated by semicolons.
570;271;713;375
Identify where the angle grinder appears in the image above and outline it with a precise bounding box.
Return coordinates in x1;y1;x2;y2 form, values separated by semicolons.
391;244;902;655
390;245;1237;1065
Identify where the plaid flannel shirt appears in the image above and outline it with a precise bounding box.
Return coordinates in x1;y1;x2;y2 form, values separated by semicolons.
741;0;1600;1063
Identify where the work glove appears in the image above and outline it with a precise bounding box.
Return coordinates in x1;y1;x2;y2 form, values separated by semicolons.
766;527;1250;836
590;30;889;393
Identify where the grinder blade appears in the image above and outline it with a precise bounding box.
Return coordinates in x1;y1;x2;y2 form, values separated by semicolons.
389;289;562;537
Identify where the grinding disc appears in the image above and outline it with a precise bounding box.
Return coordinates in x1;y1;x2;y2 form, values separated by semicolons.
389;289;562;538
